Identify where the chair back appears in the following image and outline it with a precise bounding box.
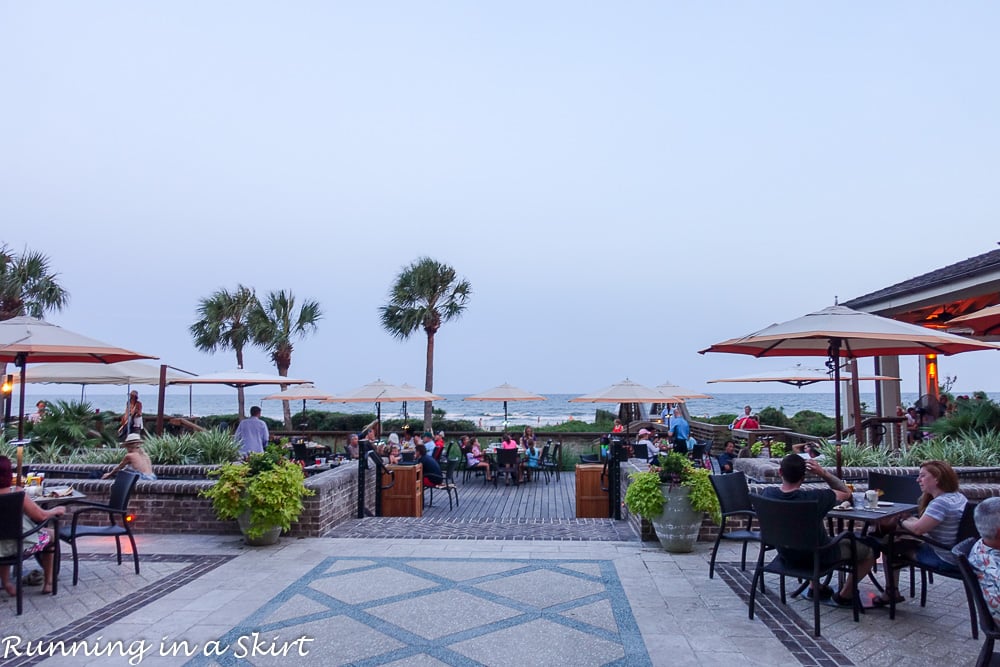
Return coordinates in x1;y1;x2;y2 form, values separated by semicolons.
953;537;1000;637
292;442;309;462
959;501;981;543
632;443;649;460
551;442;562;465
109;471;140;511
538;444;550;465
867;472;920;504
497;448;519;467
751;495;827;551
402;450;416;463
710;471;753;516
691;444;706;460
444;459;459;483
0;491;25;541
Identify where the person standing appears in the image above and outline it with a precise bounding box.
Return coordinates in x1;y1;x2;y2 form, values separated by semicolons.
119;390;143;438
234;406;269;456
29;401;47;424
668;408;691;454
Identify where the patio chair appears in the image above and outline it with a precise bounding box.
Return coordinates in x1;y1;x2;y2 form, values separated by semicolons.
708;471;761;579
494;448;520;487
291;442;309;463
58;471;141;585
533;443;551;483
953;537;1000;667
749;495;862;637
541;442;561;482
895;501;979;638
0;490;60;615
425;459;460;510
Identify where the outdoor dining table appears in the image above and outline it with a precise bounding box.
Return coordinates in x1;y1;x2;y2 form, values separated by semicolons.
34;488;87;506
827;501;918;619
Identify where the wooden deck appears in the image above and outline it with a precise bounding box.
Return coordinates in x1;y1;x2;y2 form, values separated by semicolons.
424;469;580;519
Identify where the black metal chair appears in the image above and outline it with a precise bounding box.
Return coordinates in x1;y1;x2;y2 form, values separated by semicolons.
494;448;520;487
708;471;761;579
866;472;920;504
532;444;551;483
895;501;979;638
749;495;862;637
291;442;309;463
58;471;141;585
954;537;1000;667
425;459;460;510
540;442;561;482
0;491;60;615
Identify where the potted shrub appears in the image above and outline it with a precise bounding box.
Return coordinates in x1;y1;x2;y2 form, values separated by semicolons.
200;445;313;546
628;453;720;553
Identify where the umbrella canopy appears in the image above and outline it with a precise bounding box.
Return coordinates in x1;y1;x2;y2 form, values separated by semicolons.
948;303;1000;336
707;364;899;388
0;316;156;440
464;383;546;426
12;361;187;386
262;384;337;401
700;304;1000;475
0;316;155;365
168;369;311;388
570;379;682;404
701;305;1000;358
655;381;712;400
321;380;443;437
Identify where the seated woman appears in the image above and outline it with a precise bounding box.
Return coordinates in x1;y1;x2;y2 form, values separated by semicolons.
388;444;402;465
875;459;966;607
104;433;157;481
465;437;492;482
523;441;541;481
0;456;65;596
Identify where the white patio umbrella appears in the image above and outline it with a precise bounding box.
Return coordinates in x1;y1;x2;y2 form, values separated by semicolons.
570;379;687;433
655;381;712;400
700;304;1000;475
12;361;190;399
166;369;312;423
948;303;1000;337
322;380;444;436
463;383;547;427
262;384;337;418
707;363;899;388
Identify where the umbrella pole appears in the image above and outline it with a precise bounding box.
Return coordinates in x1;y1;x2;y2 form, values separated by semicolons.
504;401;508;429
16;354;26;441
829;339;843;478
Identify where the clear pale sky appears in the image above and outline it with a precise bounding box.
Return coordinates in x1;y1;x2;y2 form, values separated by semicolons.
2;3;999;396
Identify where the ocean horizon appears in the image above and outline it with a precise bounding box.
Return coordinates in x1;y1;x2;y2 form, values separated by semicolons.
13;389;999;430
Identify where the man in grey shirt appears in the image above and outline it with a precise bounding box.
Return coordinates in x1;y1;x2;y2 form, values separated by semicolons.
235;406;269;455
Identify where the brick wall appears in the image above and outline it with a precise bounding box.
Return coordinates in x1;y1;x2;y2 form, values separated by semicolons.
44;463;377;538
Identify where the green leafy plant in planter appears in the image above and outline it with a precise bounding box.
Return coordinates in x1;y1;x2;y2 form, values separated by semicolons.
200;445;313;544
749;440;787;458
651;453;721;524
624;470;665;520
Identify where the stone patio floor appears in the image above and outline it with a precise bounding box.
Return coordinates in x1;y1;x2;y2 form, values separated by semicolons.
0;531;987;666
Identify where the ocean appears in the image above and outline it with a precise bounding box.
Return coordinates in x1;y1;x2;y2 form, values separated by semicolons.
14;389;1000;430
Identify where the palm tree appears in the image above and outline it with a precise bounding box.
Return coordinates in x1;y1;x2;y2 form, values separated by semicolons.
379;257;471;432
0;244;70;321
250;290;322;428
190;285;259;418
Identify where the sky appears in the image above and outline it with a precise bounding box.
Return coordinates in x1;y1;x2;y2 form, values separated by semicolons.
2;3;999;397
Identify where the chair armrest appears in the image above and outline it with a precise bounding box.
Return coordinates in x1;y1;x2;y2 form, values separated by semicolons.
896;528;951;551
722;509;756;520
21;514;59;540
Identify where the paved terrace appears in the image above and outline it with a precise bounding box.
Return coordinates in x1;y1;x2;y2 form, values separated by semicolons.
0;532;986;666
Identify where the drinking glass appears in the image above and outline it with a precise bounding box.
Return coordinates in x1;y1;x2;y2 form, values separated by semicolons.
852;491;867;509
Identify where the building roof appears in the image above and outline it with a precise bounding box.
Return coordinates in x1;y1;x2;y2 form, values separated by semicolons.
844;247;1000;310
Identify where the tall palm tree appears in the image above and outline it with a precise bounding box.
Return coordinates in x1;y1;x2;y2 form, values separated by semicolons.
0;244;70;321
189;285;259;418
379;257;471;432
250;290;322;428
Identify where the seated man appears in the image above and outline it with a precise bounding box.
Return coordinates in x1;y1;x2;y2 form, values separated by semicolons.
717;440;737;473
761;454;875;606
415;443;443;489
967;496;1000;619
345;433;360;460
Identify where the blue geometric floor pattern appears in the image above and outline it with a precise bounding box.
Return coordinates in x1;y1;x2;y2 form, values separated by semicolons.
184;556;652;667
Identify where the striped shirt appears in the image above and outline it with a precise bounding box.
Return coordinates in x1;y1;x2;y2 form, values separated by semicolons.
922;491;967;563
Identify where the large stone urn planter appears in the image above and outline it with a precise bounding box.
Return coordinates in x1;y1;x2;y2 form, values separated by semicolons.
649;485;702;553
237;510;282;547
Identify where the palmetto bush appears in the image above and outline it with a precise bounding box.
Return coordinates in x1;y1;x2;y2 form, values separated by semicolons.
71;447;126;465
837;432;1000;468
28;400;116;455
193;430;241;464
142;433;197;465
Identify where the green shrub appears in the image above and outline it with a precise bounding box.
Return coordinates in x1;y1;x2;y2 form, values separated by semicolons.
27;400;117;454
193;430;241;464
143;433;197;465
702;414;737;426
757;407;792;429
